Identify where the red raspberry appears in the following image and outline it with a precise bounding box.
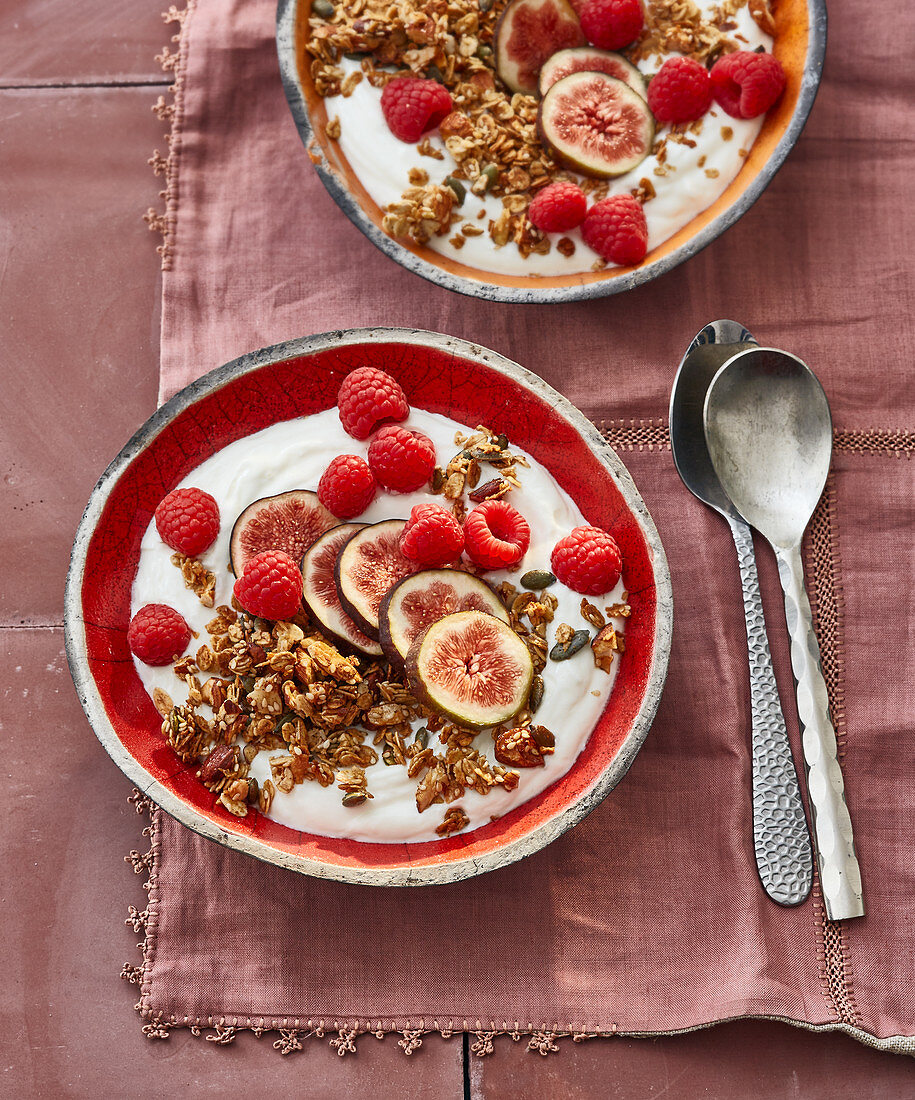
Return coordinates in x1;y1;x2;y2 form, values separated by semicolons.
127;604;191;666
381;77;453;143
337;365;410;441
400;503;465;566
367;425;436;493
710;51;786;119
154;487;220;557
527;181;588;233
647;57;712;124
233;550;303;621
579;0;644;50
581;195;648;266
551;525;622;595
317;454;377;519
463;500;531;570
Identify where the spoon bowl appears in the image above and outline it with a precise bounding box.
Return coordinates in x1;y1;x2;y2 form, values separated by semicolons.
703;347;833;547
670;320;758;520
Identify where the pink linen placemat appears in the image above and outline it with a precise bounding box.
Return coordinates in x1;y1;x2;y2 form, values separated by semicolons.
122;0;915;1055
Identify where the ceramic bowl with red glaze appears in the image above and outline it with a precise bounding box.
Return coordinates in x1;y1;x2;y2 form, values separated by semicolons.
65;329;672;885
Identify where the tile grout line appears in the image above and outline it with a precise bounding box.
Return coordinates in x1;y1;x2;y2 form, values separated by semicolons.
0;79;171;91
1;622;64;631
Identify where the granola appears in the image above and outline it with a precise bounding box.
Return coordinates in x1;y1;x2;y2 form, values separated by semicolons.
153;605;541;822
303;0;776;263
171;552;216;607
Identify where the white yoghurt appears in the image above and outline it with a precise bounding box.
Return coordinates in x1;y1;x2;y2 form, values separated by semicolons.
131;408;625;843
330;2;771;276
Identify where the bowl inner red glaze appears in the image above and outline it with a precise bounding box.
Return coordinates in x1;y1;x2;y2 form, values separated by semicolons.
79;340;658;873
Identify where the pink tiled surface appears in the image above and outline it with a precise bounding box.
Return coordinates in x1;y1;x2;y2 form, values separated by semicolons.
0;0;168;84
2;1;913;1094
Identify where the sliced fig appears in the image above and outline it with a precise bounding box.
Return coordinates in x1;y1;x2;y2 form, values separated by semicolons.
406;610;534;729
378;569;509;668
334;519;420;640
494;0;586;96
230;490;336;576
538;71;654;178
301;524;383;657
539;47;647;99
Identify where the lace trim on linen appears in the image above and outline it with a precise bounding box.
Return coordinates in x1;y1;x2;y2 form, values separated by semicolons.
144;4;195;270
804;475;863;1029
118;789;913;1057
596;421;915;458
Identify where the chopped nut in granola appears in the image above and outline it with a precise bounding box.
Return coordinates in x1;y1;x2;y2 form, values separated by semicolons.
170;552;216;607
436;806;470;836
580;598;607;629
592;624;624;673
494;726;546;768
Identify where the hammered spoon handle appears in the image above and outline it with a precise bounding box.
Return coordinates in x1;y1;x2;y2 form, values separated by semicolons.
728;514;813;906
775;542;864;920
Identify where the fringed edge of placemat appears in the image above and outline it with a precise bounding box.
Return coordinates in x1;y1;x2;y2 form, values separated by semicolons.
117;787;915;1058
144;2;196;271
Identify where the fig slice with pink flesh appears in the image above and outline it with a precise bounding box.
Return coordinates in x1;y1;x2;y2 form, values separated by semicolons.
539;47;647;98
538;71;654;177
334;519;420;640
229;489;337;576
378;568;509;668
301;524;384;657
406;610;533;729
495;0;586;96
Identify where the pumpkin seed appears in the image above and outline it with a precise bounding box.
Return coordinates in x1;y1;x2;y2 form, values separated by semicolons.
414;728;429;749
343;50;365;60
342;792;367;807
445;177;466;205
311;0;334;17
520;569;556;590
432;466;445;491
475;44;493;59
382;745;397;766
529;675;544;713
463;445;503;463
246;777;260;805
549;629;590;661
479;164;499;191
426;64;444;83
479;0;494;10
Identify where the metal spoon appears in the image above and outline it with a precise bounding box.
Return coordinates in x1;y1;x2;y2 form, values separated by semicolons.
671;321;812;907
704;346;864;921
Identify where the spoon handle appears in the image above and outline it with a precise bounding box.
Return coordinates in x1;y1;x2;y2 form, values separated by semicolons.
727;516;813;906
775;543;865;921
